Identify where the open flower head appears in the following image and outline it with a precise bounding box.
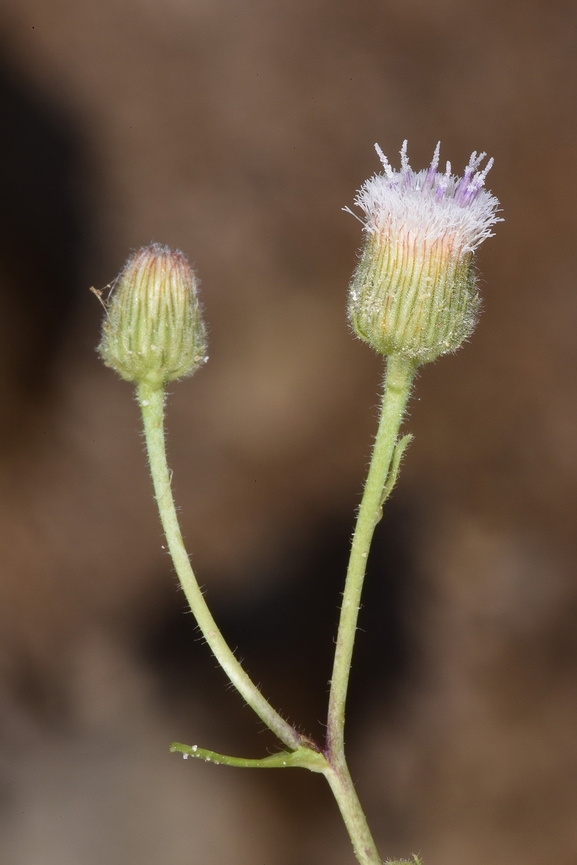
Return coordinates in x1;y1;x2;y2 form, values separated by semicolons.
98;243;207;388
348;141;501;365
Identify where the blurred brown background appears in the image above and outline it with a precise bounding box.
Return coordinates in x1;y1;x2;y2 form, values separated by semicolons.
0;0;574;863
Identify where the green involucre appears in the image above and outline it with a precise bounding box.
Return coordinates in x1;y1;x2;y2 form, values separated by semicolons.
348;233;479;365
99;244;207;388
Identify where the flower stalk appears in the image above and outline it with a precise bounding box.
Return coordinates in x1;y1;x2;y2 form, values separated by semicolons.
327;354;415;757
138;381;303;752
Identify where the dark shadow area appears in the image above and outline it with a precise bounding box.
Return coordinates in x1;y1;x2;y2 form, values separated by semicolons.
0;45;89;440
141;496;419;746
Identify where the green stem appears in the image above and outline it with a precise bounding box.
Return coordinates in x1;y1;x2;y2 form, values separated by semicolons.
324;353;416;864
138;356;415;865
325;755;383;865
138;382;301;752
327;354;415;753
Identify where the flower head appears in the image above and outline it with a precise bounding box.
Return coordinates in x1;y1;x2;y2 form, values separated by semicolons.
98;243;207;388
347;141;501;365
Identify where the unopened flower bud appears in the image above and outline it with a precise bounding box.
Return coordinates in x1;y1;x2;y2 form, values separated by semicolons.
347;141;501;366
98;243;207;388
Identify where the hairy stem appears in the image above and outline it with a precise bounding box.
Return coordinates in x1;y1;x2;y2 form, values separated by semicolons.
138;382;301;751
325;753;383;865
327;354;415;753
324;353;415;865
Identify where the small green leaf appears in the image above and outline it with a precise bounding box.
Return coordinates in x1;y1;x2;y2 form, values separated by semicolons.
376;432;414;523
170;742;328;774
